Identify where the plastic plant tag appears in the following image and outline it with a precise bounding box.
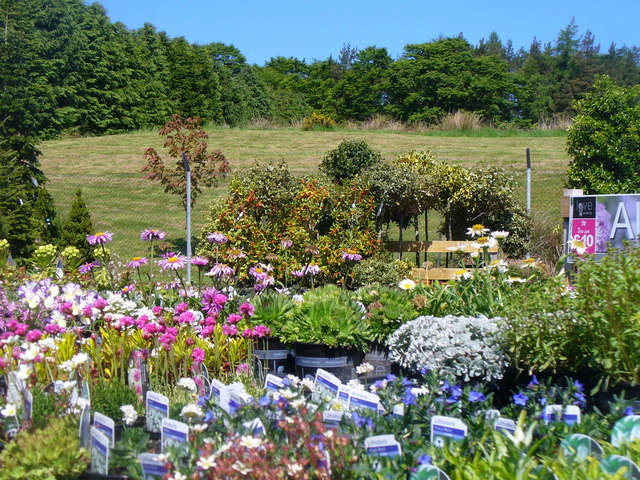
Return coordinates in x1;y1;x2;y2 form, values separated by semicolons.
90;426;110;475
323;410;344;425
22;389;33;424
484;409;501;422
560;434;604;460
146;391;169;433
312;368;342;403
79;403;91;449
393;404;405;417
7;372;24;405
494;418;517;436
337;385;352;410
80;380;91;403
242;418;266;436
601;455;640;480
128;350;150;402
612;415;640;447
411;464;451;480
543;405;581;425
139;452;169;480
430;415;467;447
161;418;189;454
228;385;252;415
348;390;380;412
210;379;228;406
364;434;402;458
93;412;115;447
264;373;285;393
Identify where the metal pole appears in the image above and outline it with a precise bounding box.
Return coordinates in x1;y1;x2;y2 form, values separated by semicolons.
526;148;532;213
182;153;192;283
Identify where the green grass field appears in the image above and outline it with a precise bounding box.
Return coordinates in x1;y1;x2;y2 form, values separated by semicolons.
38;127;571;260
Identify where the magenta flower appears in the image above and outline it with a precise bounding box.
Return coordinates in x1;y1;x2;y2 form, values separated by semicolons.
208;263;235;278
87;231;113;245
236;363;249;374
127;256;148;268
239;301;254;318
191;256;209;267
191;348;205;364
141;229;166;241
222;324;238;336
252;325;271;338
342;249;362;262
227;313;242;325
176;302;189;314
157;252;187;270
79;262;97;274
25;329;43;343
206;232;228;244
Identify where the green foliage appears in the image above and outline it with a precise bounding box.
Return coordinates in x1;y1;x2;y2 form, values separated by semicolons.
92;377;139;421
301;112;336;130
0;416;89;480
110;427;148;479
30;386;57;430
60;189;94;262
247;291;296;340
351;256;414;288
31;187;61;246
566;75;640;194
320;140;383;184
281;285;370;351
357;285;419;344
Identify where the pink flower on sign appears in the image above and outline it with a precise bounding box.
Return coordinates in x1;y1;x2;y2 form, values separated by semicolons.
87;232;113;245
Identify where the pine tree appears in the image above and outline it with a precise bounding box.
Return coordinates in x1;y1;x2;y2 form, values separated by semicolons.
60;189;94;261
32;186;61;245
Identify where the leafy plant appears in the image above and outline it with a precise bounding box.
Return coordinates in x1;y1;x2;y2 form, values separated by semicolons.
248;291;296;340
0;416;89;480
59;189;94;262
357;285;418;344
301;112;336;130
320;140;383;184
110;427;149;479
281;285;370;351
351;256;414;288
92;377;140;421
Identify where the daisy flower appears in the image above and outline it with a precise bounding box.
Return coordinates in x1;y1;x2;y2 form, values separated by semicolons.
86;231;113;245
467;224;489;237
158;252;187;270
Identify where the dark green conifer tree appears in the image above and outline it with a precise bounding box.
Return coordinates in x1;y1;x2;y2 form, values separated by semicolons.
60;189;94;262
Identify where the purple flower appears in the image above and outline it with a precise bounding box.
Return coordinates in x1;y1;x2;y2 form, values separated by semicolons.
280;238;293;249
140;229;166;241
527;375;539;389
157;252;187;270
302;264;321;276
87;231;113;245
625;406;635;416
127;256;148;268
259;396;271;407
417;454;432;466
342;249;362;262
208;263;235;278
513;393;528;407
468;390;485;403
573;380;584;392
403;388;416;406
79;262;97;274
206;232;227;244
190;256;209;267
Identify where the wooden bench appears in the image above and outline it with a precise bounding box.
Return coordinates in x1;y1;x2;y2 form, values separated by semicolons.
385;240;499;281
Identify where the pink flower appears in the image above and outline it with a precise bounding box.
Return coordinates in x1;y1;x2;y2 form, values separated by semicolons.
157;252;187;270
175;302;189;314
236;363;249;374
177;311;195;324
83;305;94;317
87;231;113;245
227;313;242;325
93;297;108;310
79;262;97;274
208;263;235;278
136;315;149;328
25;329;43;342
141;229;166;241
200;326;215;338
45;324;63;335
206;232;228;244
222;324;238;336
239;301;254;318
15;323;28;336
252;325;272;338
120;316;135;328
128;257;148;268
242;328;254;338
191;256;209;267
204;316;217;327
342;249;362;262
191;348;205;364
152;306;163;317
302;264;321;276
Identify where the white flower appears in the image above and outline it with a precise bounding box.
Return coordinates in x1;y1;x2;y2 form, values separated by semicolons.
568;237;586;255
62;380;77;391
21;344;40;361
291;399;306;409
286;374;301;387
488;259;508;273
398;279;416;291
356;362;374;375
279;389;296;400
291;294;304;303
16;362;33;380
520;257;539;269
491;230;510;240
300;378;316;392
59;360;75;373
505;276;526;284
177;377;197;393
471;236;498;250
1;404;17;417
454;269;473;280
38;337;57;351
231;461;251;475
191;423;208;433
287;463;304;476
239;435;263;448
347;379;364;391
467;224;489;237
446;242;468;253
120;404;139;426
72;352;88;366
170;473;187;480
181;404;204;419
196;455;217;470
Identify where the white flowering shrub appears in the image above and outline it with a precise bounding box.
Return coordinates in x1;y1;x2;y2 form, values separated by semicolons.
387;315;508;382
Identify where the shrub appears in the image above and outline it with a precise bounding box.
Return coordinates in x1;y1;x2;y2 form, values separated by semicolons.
320;140;383;184
92;377;140;420
357;285;419;344
301;112;336;131
351;256;414;287
60;189;94;262
388;314;509;382
437;110;484;131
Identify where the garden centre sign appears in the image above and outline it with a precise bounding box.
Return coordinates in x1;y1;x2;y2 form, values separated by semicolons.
569;194;640;258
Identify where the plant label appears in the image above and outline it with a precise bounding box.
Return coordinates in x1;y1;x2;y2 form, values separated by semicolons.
560;434;604;460
7;372;24;405
79;403;91;449
323;410;344;425
242;418;266;436
364;434;402;458
430;416;467;447
612;415;640;447
227;383;251;415
93;412;115;447
601;455;640;479
128;350;150;402
349;390;380;412
90;426;110;475
544;405;580;425
264;373;285;393
411;464;451;480
139;453;168;480
494;418;517;436
22;389;32;424
337;385;352;409
209;378;229;413
393;404;405;417
161;418;189;454
146;391;169;433
312;368;341;403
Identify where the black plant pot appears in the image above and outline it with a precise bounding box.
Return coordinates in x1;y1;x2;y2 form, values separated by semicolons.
254;337;294;376
362;342;394;381
293;343;362;382
80;471;130;480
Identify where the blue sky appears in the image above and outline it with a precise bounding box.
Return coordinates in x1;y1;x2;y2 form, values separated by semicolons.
89;1;640;65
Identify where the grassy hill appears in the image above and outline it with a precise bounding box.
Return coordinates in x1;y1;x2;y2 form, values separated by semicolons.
39;127;570;260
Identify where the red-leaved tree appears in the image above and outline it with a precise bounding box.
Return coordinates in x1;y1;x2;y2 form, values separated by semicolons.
142;115;230;208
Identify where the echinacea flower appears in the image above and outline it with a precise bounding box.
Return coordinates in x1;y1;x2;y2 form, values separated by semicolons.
140;229;166;241
128;257;148;268
191;256;209;267
206;232;227;244
207;263;235;278
302;264;321;276
342;249;362;261
86;231;113;245
158;252;187;270
467;224;489;237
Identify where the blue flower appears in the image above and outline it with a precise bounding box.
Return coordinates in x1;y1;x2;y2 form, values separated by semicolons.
539;397;547;406
450;385;463;400
573;380;584;392
386;374;397;382
259;395;271;407
404;388;416;406
625;406;635;416
573;391;586;407
528;375;539;389
513;393;528;407
374;379;386;390
441;380;451;394
401;378;412;388
468;390;485;403
352;411;375;429
417;454;432;466
420;366;430;376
